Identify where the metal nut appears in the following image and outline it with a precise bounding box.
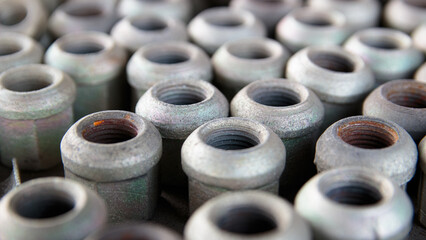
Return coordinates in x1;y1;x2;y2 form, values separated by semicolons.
0;64;76;171
182;117;286;212
384;0;426;33
419;136;426;227
45;31;128;120
416;63;426;83
188;7;266;54
61;110;162;221
86;223;182;240
231;78;324;200
363;79;426;142
136;79;228;187
295;167;413;240
0;177;107;240
314;115;418;188
212;37;289;100
413;23;426;55
184;191;311;240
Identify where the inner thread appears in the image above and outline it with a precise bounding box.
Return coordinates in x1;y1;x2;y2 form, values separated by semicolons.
326;182;382;206
217;206;277;235
146;51;189;64
61;41;104;54
14;193;75;219
205;129;260;150
0;44;21;56
250;88;301;107
156;85;207;105
3;76;52;92
228;45;271;60
295;13;332;26
206;15;243;27
309;52;355;73
0;2;27;26
360;36;402;50
131;18;167;31
386;88;426;108
83;119;138;144
65;6;103;17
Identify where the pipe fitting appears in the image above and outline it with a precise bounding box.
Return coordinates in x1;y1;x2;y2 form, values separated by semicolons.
363;80;426;142
415;63;426;83
136;79;228;188
231;79;324;200
344;28;424;84
0;177;107;240
182;117;286;212
315;115;418;188
413;23;426;55
48;0;118;39
45;31;128;120
184;191;311;240
0;0;48;39
419;136;426;227
111;14;188;53
384;0;426;33
0;32;43;74
188;7;266;54
127;41;212;106
212;37;289;99
276;7;349;53
0;64;76;171
286;46;375;130
61;110;162;221
86;223;182;240
295;167;413;240
307;0;381;33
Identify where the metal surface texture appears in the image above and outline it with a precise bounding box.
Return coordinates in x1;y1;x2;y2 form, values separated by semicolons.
419;136;426;227
61;110;162;221
185;191;311;240
295;167;413;240
86;223;182;240
384;0;426;33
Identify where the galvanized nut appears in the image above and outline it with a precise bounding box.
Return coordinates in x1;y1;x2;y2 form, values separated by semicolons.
111;14;188;53
86;223;182;240
127;41;212;106
307;0;381;33
136;79;228;188
413;23;426;55
230;0;302;35
184;191;311;240
286;45;375;130
231;78;324;200
363;80;426;142
384;0;426;33
0;177;107;240
344;28;424;84
212;37;289;100
276;7;349;53
48;0;118;39
315;115;418;188
188;7;267;54
182;117;286;212
45;31;128;120
295;167;413;240
0;0;48;40
415;63;426;83
117;0;193;23
418;136;426;227
0;64;76;171
0;32;43;74
61;110;162;221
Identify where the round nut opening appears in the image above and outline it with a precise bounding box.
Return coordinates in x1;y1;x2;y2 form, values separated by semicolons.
308;51;355;73
0;42;22;56
294;10;334;26
155;84;208;105
0;2;27;26
405;0;426;8
385;85;426;109
204;13;244;27
131;17;167;31
249;86;301;107
145;49;190;64
227;43;272;60
337;120;399;149
64;4;103;17
2;71;53;92
204;128;260;150
60;40;105;55
360;34;407;50
82;119;138;144
323;180;382;206
216;205;277;234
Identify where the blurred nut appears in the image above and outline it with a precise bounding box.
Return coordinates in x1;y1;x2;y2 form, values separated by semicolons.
0;159;20;198
40;0;65;14
419;136;426;227
413;23;426;54
415;63;426;83
384;0;426;33
86;223;182;240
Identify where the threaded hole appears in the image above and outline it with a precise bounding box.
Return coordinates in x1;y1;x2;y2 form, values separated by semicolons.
65;6;103;17
360;36;403;50
61;41;104;55
308;51;355;73
0;2;27;26
386;88;426;108
156;85;207;105
405;0;426;8
228;44;271;60
14;192;75;219
83;119;138;144
250;87;301;107
205;129;260;150
295;11;333;26
0;43;21;56
338;120;398;149
217;206;277;234
3;73;52;92
326;181;382;206
205;15;244;27
145;51;189;64
131;17;167;31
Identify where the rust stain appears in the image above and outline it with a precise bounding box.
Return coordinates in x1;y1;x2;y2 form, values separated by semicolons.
93;120;105;126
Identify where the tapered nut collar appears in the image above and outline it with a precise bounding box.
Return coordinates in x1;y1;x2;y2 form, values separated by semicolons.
86;223;182;240
384;0;426;33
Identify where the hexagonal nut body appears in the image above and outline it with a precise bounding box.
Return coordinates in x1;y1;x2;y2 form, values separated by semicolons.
286;46;375;130
419;136;426;227
413;24;426;55
185;191;311;240
0;177;107;240
127;41;212;106
416;63;426;83
276;7;349;53
117;0;192;23
86;223;182;240
188;7;266;55
0;64;76;171
45;31;128;120
344;28;424;84
212;37;289;100
182;117;286;213
363;80;426;142
48;0;118;39
315;115;418;188
136;79;229;188
0;0;47;40
295;167;413;240
230;0;303;35
61;110;162;222
231;79;324;200
307;0;381;33
0;32;43;74
384;0;426;33
111;14;188;53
